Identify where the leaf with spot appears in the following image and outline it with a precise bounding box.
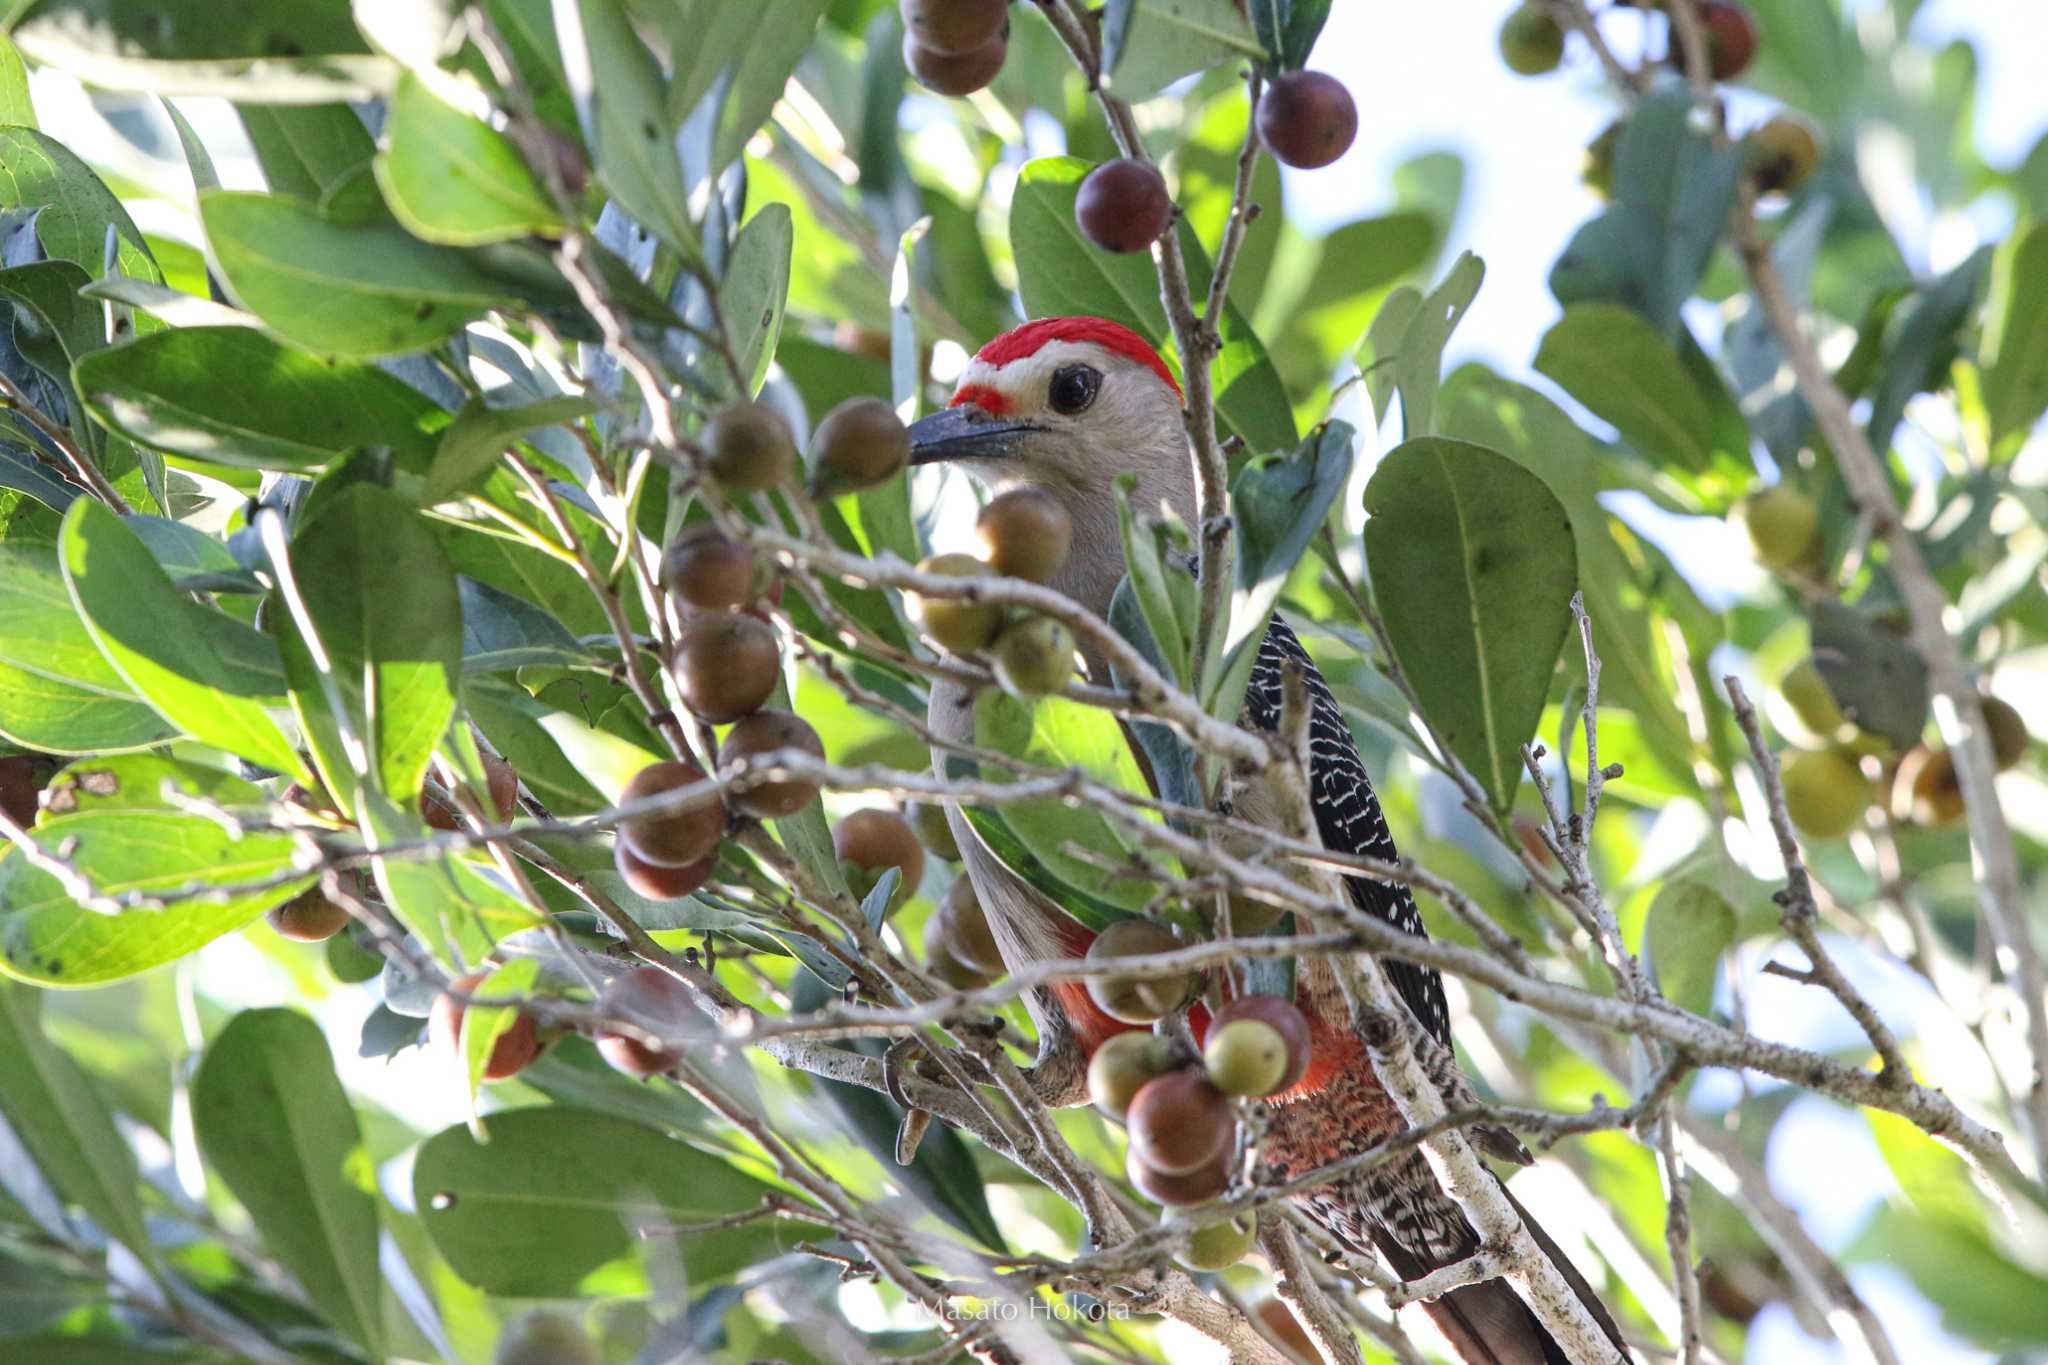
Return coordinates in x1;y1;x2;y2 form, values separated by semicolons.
0;539;174;754
39;753;267;820
0;811;311;986
721;202;791;399
1362;437;1578;817
193;1008;383;1357
562;0;699;265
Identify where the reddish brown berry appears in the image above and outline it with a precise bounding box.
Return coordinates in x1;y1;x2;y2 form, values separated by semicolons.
1207;995;1313;1093
809;396;910;495
1694;0;1758;80
613;840;716;901
933;877;1003;976
719;711;825;818
266;886;352;943
975;487;1074;583
673;611;781;725
899;0;1007;55
594;966;695;1077
1125;1141;1229;1207
923;906;997;989
703;401;798;492
834;808;926;911
903;29;1007;97
0;755;38;828
1126;1068;1234;1175
1253;1298;1318;1362
1084;919;1196;1024
1075;159;1173;254
662;526;759;615
618;761;726;868
1256;70;1357;170
430;971;540;1081
423;754;519;829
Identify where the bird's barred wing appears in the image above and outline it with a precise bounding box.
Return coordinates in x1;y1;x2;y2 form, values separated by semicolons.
1242;617;1452;1046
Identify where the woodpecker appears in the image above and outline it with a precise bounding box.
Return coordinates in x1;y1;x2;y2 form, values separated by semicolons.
907;317;1623;1365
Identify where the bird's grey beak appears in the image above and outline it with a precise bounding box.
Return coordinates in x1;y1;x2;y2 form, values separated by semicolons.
907;406;1043;466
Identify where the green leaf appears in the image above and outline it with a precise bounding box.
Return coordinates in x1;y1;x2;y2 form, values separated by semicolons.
10;1;392;101
1213;421;1353;720
706;0;826;172
0;811;310;986
1642;879;1734;1015
1114;477;1191;689
1548;87;1742;335
1102;0;1265;101
1535;303;1724;474
40;753;267;819
722;202;791;398
375;71;562;245
1355;251;1481;440
200;189;512;356
0;127;162;284
424;394;594;503
463;676;607;813
1809;600;1927;752
458;577;591;671
358;791;546;970
0;980;150;1258
461;957;541;1138
59;498;306;779
1109;578;1203;814
193;1008;382;1355
1246;0;1330;70
1849;1205;2048;1347
1362;437;1577;816
1864;245;1990;457
414;1106;821;1295
275;483;461;807
1983;220;2048;460
974;690;1164;912
77;275;251;329
1011;156;1295;455
0;540;174;753
236;103;376;204
566;0;699;264
0;32;33;126
0;260;102;379
75;325;448;472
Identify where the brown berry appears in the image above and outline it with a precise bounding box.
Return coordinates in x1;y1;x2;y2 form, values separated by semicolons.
1256;70;1357;170
1125;1141;1228;1207
908;800;962;861
422;753;518;829
1694;0;1758;80
1087;1030;1177;1119
1084;919;1196;1025
975;488;1073;583
1075;159;1172;254
266;886;351;943
1253;1298;1318;1363
719;711;824;818
594;966;696;1077
923;907;997;989
703;400;797;492
907;553;1002;655
810;396;910;494
1751;114;1820;195
1982;695;2028;771
1897;746;1965;827
613;839;716;901
903;29;1006;97
1499;4;1565;75
662;526;759;615
1208;996;1313;1093
834;808;927;911
0;755;37;828
991;615;1075;699
934;877;1004;976
899;0;1007;55
430;971;539;1081
673;611;781;724
618;760;726;867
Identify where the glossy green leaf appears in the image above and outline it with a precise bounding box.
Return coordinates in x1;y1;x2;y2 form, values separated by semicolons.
376;71;562;245
0;811;310;985
275;483;461;807
0;126;161;283
76;275;251;329
0;540;173;754
1247;0;1330;70
1866;1108;1989;1236
193;1008;383;1356
462;957;541;1137
0;32;33;125
462;676;607;813
0;980;150;1257
1011;156;1295;455
39;753;266;819
458;577;591;672
723;202;791;399
0;260;101;379
566;0;698;263
200;189;512;356
159;97;218;192
424;394;593;503
358;791;547;970
1535;304;1724;474
1983;220;2048;460
974;690;1164;912
59;499;305;778
413;1106;821;1295
1357;252;1482;439
705;0;826;171
10;1;389;100
1115;476;1191;688
1103;0;1264;101
1362;437;1577;816
1642;879;1734;1015
75;326;448;472
236;103;375;203
1849;1205;2048;1346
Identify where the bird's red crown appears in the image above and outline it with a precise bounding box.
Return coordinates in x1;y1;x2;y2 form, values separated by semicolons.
952;317;1183;417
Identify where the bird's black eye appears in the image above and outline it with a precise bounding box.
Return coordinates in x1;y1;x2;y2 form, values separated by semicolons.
1048;364;1101;415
